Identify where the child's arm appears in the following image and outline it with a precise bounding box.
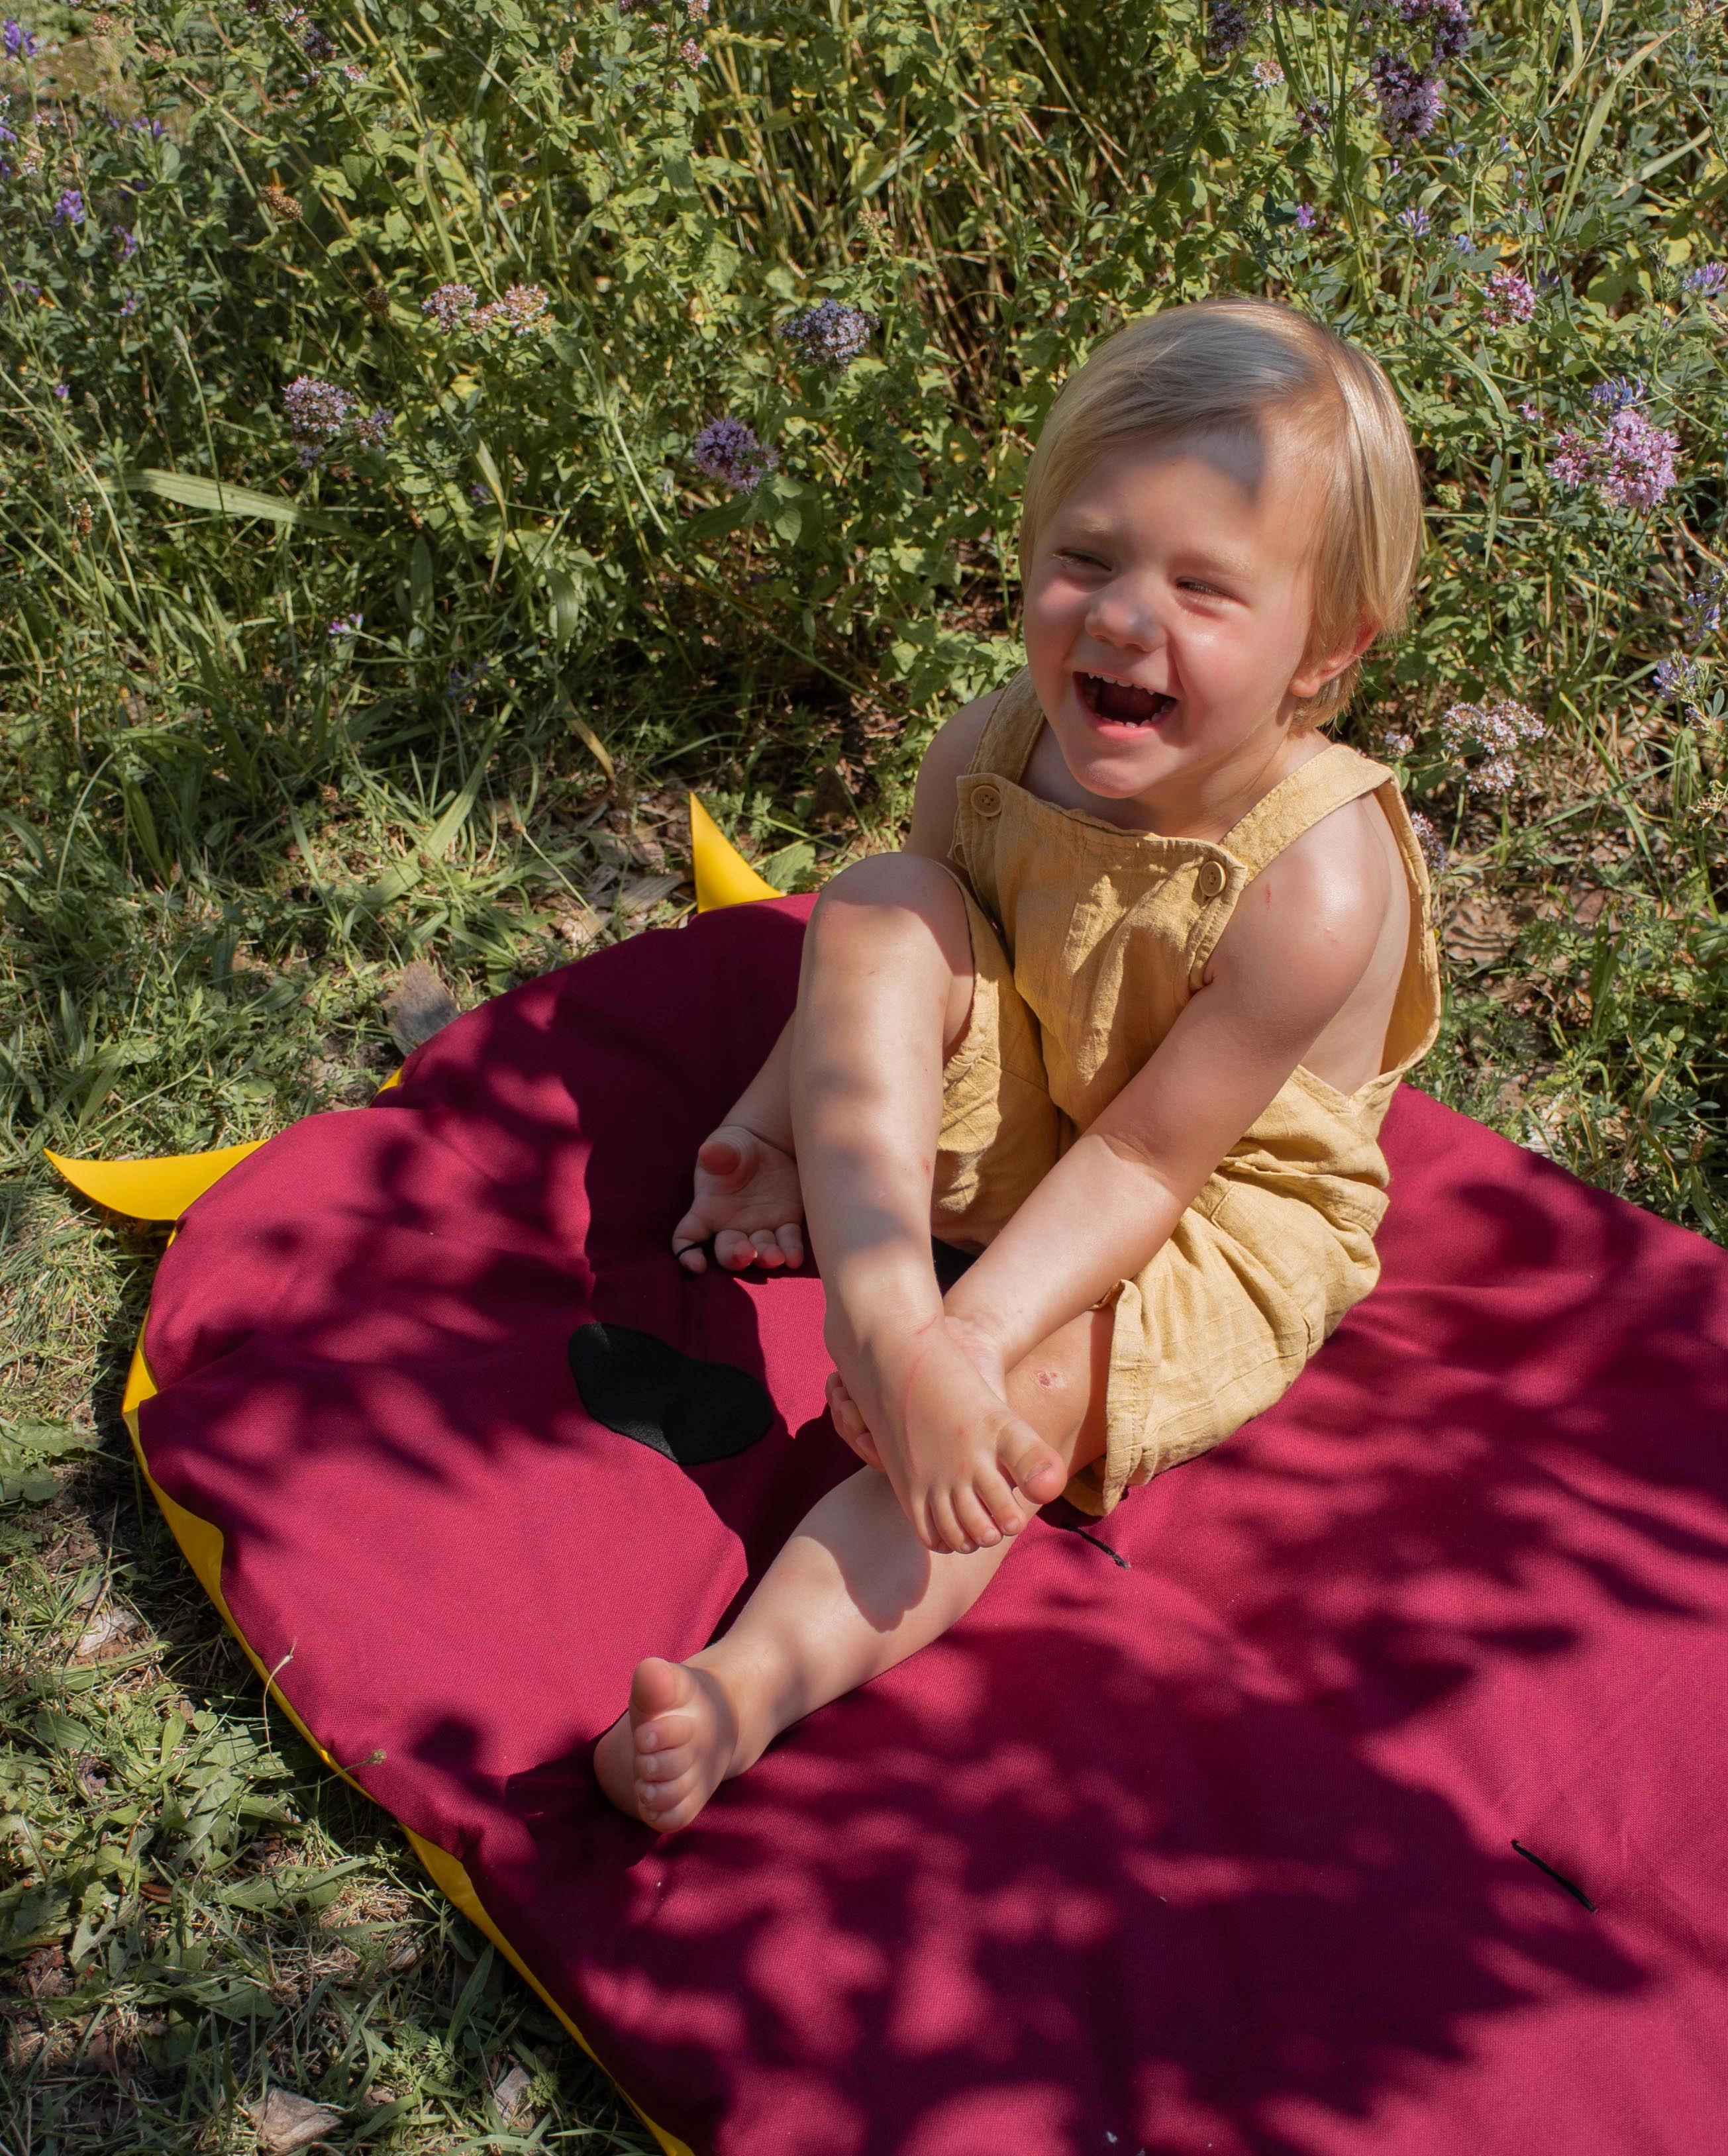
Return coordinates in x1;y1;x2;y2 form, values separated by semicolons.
941;805;1390;1375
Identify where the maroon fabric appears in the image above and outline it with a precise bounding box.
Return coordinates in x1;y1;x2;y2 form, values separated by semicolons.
138;897;1728;2156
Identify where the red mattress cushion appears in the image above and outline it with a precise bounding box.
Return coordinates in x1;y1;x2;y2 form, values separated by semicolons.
138;896;1728;2156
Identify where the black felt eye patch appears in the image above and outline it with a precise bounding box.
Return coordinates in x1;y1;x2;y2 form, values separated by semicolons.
568;1322;775;1465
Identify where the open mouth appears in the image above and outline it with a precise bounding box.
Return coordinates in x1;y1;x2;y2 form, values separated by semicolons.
1076;671;1176;727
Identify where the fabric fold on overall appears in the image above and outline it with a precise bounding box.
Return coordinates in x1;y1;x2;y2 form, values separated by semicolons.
931;669;1443;1514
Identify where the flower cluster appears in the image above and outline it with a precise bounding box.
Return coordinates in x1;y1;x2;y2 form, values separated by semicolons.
1550;401;1680;514
327;612;363;640
1408;810;1447;877
470;282;549;336
422;280;549;337
1397;205;1431;235
1682;575;1723;644
421;281;476;330
1482;266;1535;326
778;298;876;368
1370;52;1443;140
1685;262;1726;298
1205;1;1252;60
1653;655;1702;703
50;187;83;226
1591;374;1645;415
1297;97;1331;136
1394;0;1472;63
3;19;38;58
1440;695;1544;795
691;415;777;491
283;377;388;466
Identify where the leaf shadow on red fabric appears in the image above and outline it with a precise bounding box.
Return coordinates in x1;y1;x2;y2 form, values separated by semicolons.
128;898;1728;2156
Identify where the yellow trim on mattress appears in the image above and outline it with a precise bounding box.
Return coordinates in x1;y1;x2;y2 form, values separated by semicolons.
689;793;778;911
47;1141;267;1222
123;1339;694;2156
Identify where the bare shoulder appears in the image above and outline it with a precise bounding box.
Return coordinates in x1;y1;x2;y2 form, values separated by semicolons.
905;693;997;859
1207;791;1398;1023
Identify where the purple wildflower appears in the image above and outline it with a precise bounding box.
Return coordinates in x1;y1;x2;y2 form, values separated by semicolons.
50;187;84;226
1682;577;1723;644
11;277;40;299
780;298;877;367
1408;812;1447;877
53;381;69;399
1547;424;1595;491
1395;0;1471;61
1370;52;1444;140
130;117;166;139
691;415;777;491
1295;202;1317;230
299;20;335;61
1206;1;1252;59
470;482;491;504
1441;697;1544;796
119;289;138;315
282;373;353;447
421;281;476;331
680;36;703;64
1684;262;1726;297
1653;655;1701;701
1482;266;1536;326
1596;409;1678;513
3;19;38;58
1397;205;1432;235
1297;97;1331;136
1380;730;1415;758
468;283;550;337
352;406;393;446
114;226;140;258
1590;375;1645;415
1518;401;1540;424
327;612;363;640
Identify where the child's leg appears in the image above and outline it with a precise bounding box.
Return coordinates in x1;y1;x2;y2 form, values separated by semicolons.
592;1302;1111;1832
789;856;1069;1551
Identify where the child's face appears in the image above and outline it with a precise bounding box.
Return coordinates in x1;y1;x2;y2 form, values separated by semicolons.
1021;422;1345;809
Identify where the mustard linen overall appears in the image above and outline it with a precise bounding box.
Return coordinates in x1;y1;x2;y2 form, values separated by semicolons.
932;669;1443;1517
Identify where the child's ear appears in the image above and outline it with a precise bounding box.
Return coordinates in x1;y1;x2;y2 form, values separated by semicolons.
1290;616;1380;700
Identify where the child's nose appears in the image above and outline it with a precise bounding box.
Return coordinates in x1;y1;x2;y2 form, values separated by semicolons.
1087;585;1164;652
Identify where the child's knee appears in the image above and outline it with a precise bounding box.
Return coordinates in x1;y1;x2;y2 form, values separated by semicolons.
810;854;972;973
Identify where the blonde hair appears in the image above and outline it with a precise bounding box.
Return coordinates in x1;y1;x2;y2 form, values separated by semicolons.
1018;297;1423;722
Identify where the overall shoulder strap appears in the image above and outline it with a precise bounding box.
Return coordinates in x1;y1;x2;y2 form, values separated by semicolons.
1222;743;1395;879
967;667;1046;783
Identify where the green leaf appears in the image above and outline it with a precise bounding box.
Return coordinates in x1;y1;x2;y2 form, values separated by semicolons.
121;470;357;538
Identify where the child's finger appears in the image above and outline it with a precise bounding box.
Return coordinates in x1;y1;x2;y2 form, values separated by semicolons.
775;1222;805;1268
713;1229;754;1270
673;1243;709;1274
748;1229;784;1267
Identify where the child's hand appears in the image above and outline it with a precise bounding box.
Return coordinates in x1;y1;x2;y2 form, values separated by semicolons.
672;1124;805;1275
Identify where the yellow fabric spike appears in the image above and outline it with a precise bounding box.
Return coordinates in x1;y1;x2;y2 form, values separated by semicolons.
689;793;778;911
46;1141;265;1222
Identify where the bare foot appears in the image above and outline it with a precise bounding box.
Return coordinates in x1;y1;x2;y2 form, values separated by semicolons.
592;1656;742;1833
836;1316;1069;1556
